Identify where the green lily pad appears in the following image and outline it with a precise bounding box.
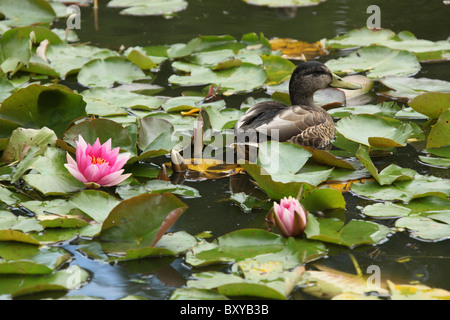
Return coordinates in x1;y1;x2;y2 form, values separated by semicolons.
107;0;188;17
378;76;450;101
323;27;450;62
0;243;70;275
132;117;177;161
335;114;413;147
362;196;450;219
395;215;450;241
82;87;162;116
45;43;118;78
325;46;420;79
356;145;416;185
419;155;450;168
387;281;450;300
98;193;188;253
305;215;393;248
328;103;400;119
427;109;450;149
170;288;229;300
0;265;89;298
168;62;267;95
116;179;200;200
261;54;296;84
77;57;147;88
409;92;450;120
351;174;450;202
0;83;87;138
69;190;120;224
0;0;55;30
242;0;325;8
23;147;85;195
0;27;32;75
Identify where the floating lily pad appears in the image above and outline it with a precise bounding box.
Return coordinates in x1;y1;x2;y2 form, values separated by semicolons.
378;76;450;101
325;46;421;79
82;87;162;116
107;0;188;17
335;114;413;147
116;180;200;200
0;265;89;298
45;43;118;78
418;155;450;168
0;243;70;275
409;92;450;120
0;28;33;75
169;63;267;95
395;215;450;241
0;84;87;138
427;109;450;149
77;57;147;88
69;190;120;224
323;27;450;62
351;174;450;202
0;0;55;31
98;193;188;253
242;0;325;8
356;145;416;185
305;215;393;248
22;147;85;195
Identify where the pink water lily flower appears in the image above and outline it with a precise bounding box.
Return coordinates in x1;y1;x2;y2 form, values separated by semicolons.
65;135;131;189
267;196;308;237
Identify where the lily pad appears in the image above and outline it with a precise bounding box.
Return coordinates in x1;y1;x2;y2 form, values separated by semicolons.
426;109;450;149
335;114;413;147
378;76;450;101
325;46;421;79
356;145;416;185
77;57;147;88
0;265;89;298
82;87;162;116
0;83;87;138
107;0;188;17
408;92;450;120
351;174;450;202
0;0;55;31
168;62;267;95
0;243;70;275
98;193;188;252
22;147;85;195
305;215;393;248
45;43;118;78
116;179;200;200
242;0;325;8
69;190;120;224
395;215;450;241
323;27;450;62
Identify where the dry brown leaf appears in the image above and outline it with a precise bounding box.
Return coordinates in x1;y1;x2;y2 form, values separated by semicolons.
269;38;328;60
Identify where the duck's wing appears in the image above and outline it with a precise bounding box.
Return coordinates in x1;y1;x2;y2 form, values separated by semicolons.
243;103;329;142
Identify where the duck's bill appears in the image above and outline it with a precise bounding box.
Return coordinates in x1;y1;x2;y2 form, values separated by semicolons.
330;73;362;90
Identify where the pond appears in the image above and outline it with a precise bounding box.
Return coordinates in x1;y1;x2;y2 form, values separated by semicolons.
0;0;449;300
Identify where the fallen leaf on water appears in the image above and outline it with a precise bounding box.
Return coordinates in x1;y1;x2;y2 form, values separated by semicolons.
269;38;328;60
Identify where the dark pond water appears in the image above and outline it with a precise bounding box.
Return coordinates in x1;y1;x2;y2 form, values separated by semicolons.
44;0;450;300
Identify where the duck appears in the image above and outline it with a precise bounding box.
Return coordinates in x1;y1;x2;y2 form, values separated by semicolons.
234;61;361;152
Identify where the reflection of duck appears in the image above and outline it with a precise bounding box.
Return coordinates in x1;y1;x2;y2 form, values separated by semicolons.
235;61;361;150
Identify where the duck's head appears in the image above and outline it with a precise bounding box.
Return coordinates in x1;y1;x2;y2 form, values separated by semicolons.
289;61;361;106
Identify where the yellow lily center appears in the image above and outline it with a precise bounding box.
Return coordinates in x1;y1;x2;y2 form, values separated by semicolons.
90;156;108;165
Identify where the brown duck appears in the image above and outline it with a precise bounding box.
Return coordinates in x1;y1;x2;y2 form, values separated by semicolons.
234;61;361;150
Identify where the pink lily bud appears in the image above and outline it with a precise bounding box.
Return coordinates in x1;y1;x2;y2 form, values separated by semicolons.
267;196;308;237
64;135;131;189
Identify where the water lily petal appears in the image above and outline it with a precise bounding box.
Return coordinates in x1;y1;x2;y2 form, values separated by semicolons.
97;170;131;187
64;163;88;183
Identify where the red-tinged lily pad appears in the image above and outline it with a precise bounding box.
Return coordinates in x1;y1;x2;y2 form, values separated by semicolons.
98;193;188;254
0;83;87;138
